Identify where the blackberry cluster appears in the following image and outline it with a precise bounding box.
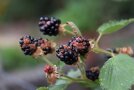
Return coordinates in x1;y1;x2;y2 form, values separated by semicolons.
19;35;37;55
56;45;78;65
86;67;100;81
38;16;61;36
35;38;53;55
68;36;90;55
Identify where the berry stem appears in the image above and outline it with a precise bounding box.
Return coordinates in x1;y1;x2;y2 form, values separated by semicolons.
61;75;99;88
78;57;87;79
66;22;82;36
61;76;99;89
76;62;87;79
42;56;53;66
92;33;114;57
93;47;114;57
95;33;102;47
60;24;77;36
65;30;77;36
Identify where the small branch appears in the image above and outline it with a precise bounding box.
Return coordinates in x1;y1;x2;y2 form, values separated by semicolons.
95;33;102;47
93;47;114;57
66;22;82;36
65;30;76;36
42;56;53;66
78;57;87;79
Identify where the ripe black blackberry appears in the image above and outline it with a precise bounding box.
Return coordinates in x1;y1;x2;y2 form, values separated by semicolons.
38;16;61;36
36;38;53;55
86;67;100;81
19;35;37;55
56;45;78;65
68;36;90;55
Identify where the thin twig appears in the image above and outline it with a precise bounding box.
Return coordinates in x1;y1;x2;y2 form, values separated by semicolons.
42;56;53;66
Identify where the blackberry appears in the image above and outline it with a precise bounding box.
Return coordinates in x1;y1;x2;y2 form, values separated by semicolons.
19;35;37;55
35;38;53;55
38;16;61;36
86;67;100;81
68;36;90;55
56;45;78;65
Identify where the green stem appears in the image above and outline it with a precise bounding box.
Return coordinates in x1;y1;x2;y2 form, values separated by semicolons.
62;75;99;88
95;33;102;46
66;22;82;36
42;56;53;66
92;33;114;57
93;47;114;57
78;57;87;79
65;30;76;36
76;63;86;79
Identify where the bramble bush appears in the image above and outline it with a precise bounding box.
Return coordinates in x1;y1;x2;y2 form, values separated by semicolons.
19;17;134;90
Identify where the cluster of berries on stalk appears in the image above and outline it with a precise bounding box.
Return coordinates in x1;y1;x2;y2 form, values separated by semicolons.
56;36;90;65
19;16;134;85
19;16;101;83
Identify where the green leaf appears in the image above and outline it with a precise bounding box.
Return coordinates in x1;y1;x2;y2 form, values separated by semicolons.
49;84;68;90
97;18;134;35
36;87;48;90
99;54;134;90
67;69;81;78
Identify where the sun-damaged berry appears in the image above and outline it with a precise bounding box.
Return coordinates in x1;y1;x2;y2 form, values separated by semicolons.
105;47;134;59
19;35;37;55
117;47;133;56
56;45;78;65
68;36;90;55
38;16;61;36
44;65;59;84
35;38;53;55
86;67;100;81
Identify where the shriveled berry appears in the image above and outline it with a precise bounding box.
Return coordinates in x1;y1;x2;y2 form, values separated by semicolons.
38;16;61;36
19;35;37;55
56;45;78;65
117;47;133;56
86;67;100;81
68;36;90;55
